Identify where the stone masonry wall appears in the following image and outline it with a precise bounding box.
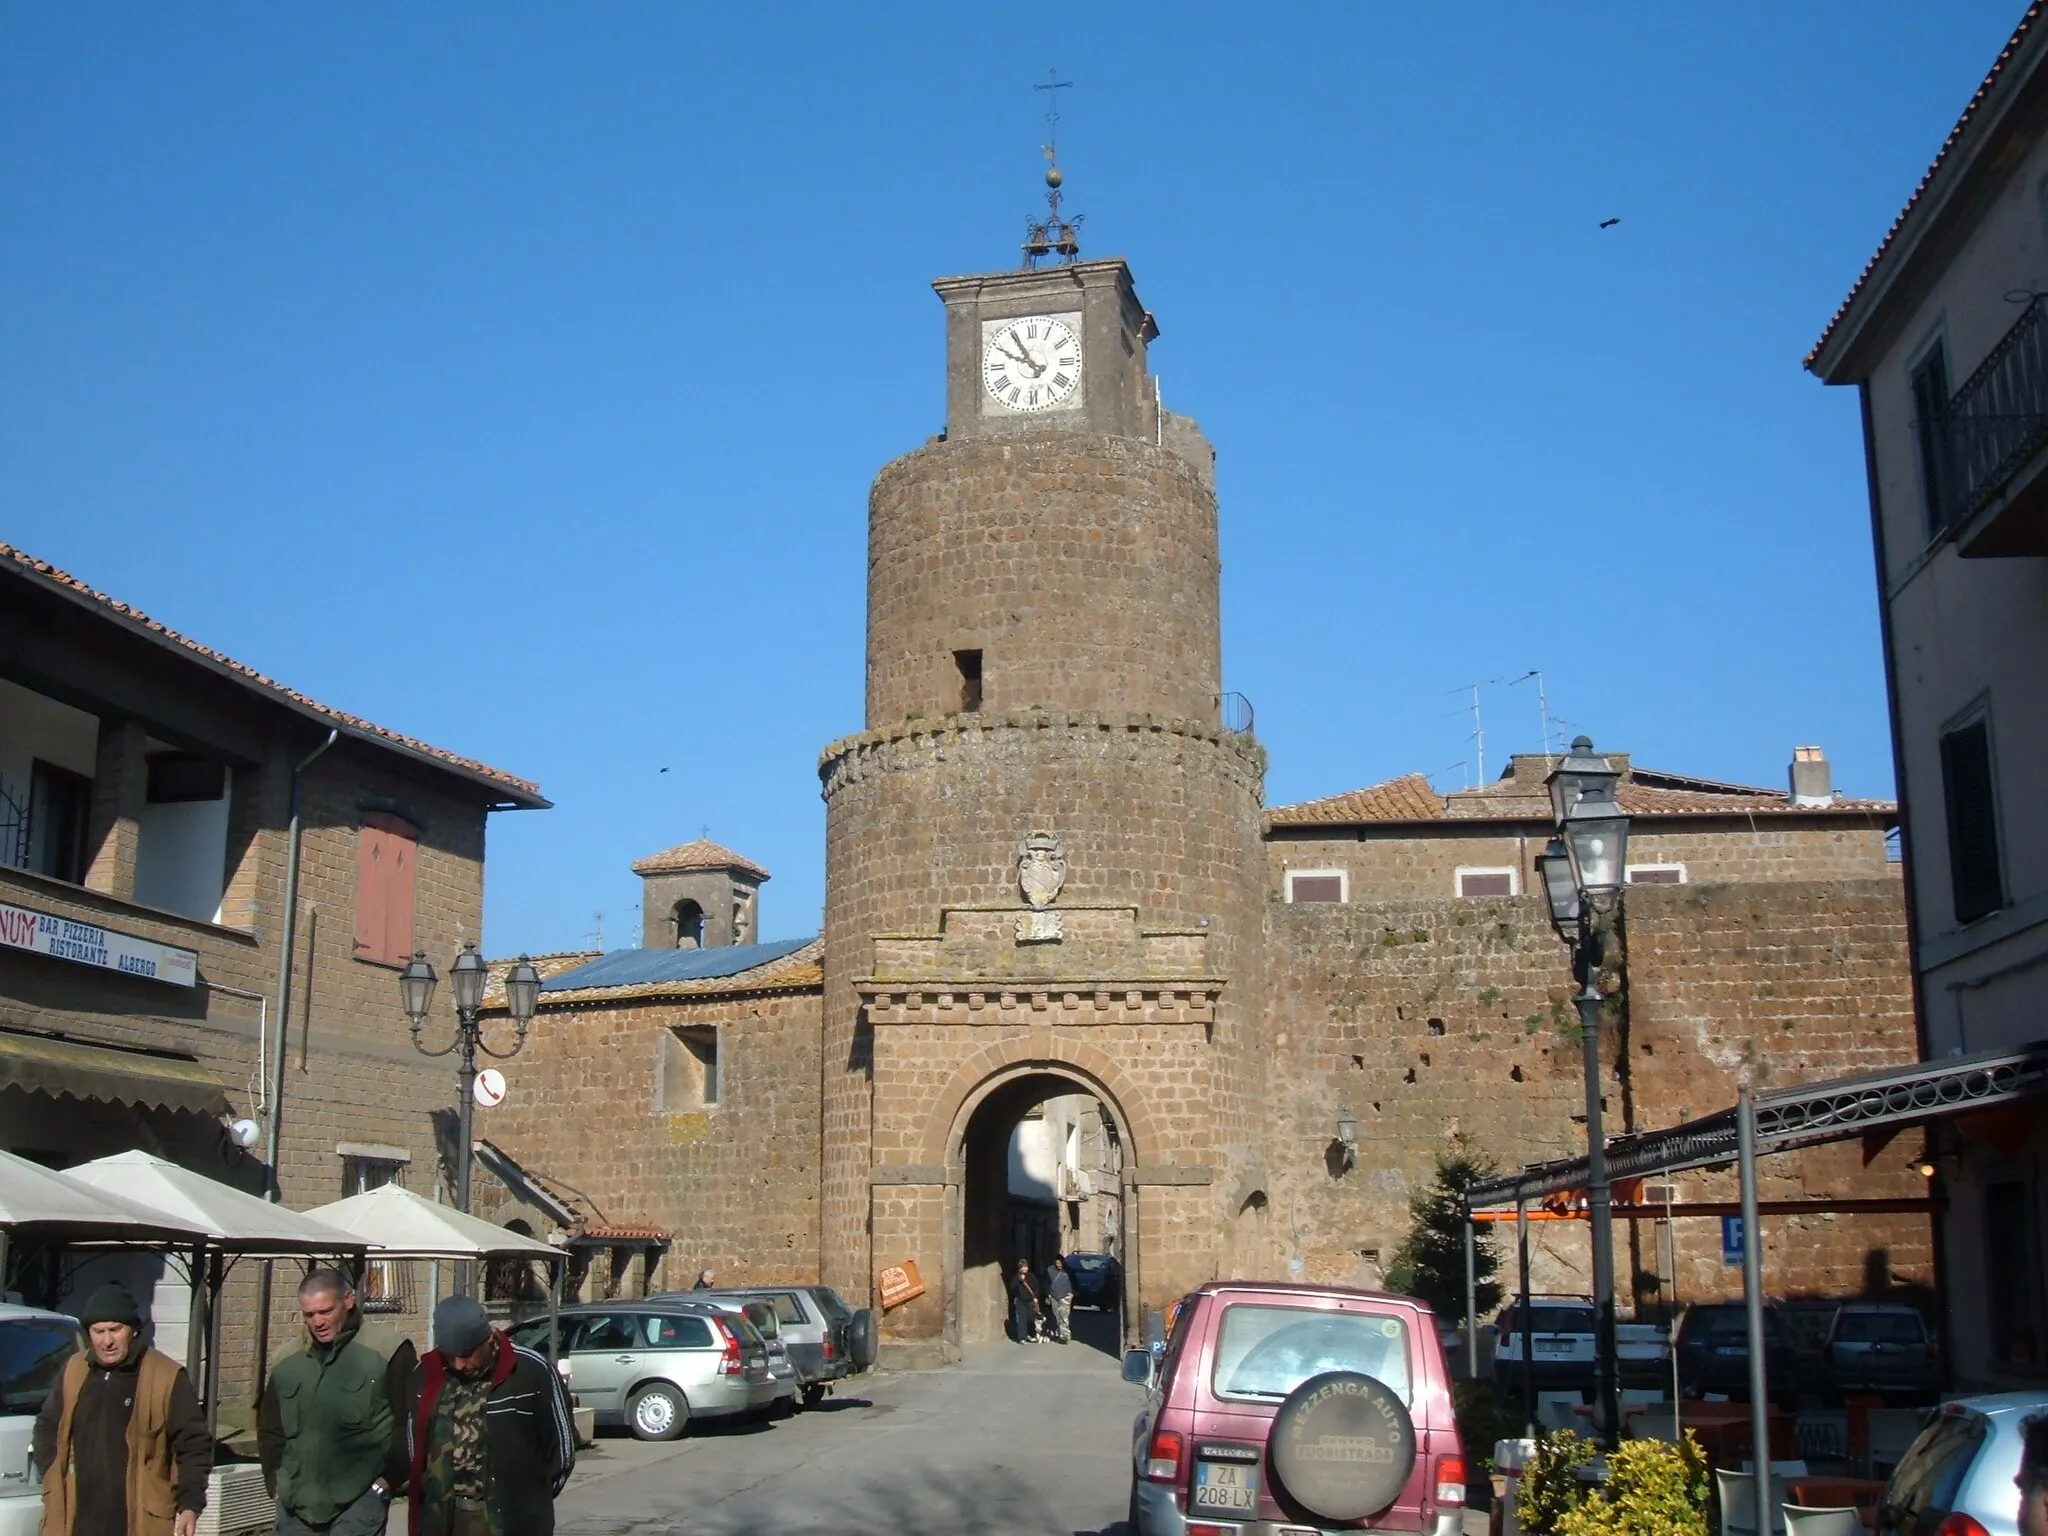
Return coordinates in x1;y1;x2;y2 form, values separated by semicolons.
1260;876;1929;1310
484;986;824;1289
1268;820;1895;904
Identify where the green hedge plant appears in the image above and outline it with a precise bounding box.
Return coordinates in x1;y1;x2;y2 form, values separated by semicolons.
1553;1434;1710;1536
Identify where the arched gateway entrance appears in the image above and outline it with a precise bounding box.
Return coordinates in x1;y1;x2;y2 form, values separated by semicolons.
942;1064;1139;1351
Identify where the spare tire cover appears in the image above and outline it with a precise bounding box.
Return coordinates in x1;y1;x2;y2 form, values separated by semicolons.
849;1308;879;1368
1267;1370;1417;1523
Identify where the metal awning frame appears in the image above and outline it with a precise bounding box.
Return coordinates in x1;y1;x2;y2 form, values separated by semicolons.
1465;1038;2048;1211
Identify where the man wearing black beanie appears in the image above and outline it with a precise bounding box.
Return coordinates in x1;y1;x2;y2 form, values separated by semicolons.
33;1281;212;1536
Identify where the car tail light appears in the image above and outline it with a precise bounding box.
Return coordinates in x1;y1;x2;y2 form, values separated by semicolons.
713;1318;745;1376
1925;1341;1939;1360
1186;1525;1233;1536
823;1336;837;1360
1143;1429;1183;1483
1934;1515;1989;1536
1436;1453;1467;1506
555;1358;574;1385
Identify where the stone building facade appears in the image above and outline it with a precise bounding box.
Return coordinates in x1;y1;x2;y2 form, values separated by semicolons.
0;541;547;1401
481;248;1929;1361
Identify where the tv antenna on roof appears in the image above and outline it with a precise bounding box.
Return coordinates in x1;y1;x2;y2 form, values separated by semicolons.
1508;670;1552;756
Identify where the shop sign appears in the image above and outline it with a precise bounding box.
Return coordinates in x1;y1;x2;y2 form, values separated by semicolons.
0;901;198;987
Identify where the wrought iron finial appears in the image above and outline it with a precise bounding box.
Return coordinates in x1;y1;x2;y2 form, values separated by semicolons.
1023;69;1082;268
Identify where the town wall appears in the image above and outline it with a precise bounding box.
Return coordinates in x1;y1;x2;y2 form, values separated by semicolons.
1261;876;1930;1308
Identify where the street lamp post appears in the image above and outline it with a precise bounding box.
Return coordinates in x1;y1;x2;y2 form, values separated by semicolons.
1538;737;1631;1450
399;943;542;1215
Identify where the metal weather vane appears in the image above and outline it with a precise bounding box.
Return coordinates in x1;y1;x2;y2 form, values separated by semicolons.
1023;69;1083;269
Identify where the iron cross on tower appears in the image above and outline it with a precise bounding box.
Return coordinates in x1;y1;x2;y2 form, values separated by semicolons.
1022;69;1082;268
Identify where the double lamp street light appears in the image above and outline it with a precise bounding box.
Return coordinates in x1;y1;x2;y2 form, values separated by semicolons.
1536;737;1632;1451
397;943;541;1216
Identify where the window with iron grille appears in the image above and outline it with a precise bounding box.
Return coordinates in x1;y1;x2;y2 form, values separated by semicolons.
1939;714;2003;925
342;1155;409;1312
27;762;92;884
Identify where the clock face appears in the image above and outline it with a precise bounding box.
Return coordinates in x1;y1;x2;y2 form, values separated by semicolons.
982;315;1082;413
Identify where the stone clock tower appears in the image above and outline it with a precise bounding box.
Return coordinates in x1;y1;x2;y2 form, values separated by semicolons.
819;226;1269;1353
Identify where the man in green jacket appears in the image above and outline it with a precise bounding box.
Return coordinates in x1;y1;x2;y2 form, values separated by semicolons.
258;1269;414;1536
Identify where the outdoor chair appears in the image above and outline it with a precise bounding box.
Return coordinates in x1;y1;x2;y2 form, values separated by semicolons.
1782;1506;1862;1536
1629;1413;1680;1443
1716;1468;1791;1536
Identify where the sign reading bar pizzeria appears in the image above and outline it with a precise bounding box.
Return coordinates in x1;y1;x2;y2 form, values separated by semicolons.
0;901;198;988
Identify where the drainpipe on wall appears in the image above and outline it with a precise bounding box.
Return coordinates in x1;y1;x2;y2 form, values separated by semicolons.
252;726;337;1401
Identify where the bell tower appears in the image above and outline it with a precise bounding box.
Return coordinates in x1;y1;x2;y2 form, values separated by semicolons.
818;140;1268;1353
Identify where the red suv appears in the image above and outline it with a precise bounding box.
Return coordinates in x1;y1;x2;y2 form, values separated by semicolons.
1122;1282;1466;1536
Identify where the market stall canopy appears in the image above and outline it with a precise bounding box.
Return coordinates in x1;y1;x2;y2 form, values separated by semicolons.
302;1183;562;1260
0;1148;212;1244
62;1151;362;1253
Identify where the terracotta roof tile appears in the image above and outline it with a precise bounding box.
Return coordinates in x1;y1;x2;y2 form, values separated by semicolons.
1808;4;2044;369
629;838;770;879
1270;764;1894;829
1266;774;1444;826
3;543;545;805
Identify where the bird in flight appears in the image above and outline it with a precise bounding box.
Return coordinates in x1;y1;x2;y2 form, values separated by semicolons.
1599;217;1621;229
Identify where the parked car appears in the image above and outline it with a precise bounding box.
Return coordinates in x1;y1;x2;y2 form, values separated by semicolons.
1061;1252;1122;1312
0;1304;84;1536
508;1300;775;1441
667;1286;876;1407
1826;1304;1941;1404
1873;1391;2047;1536
1492;1295;1597;1400
1672;1301;1798;1410
671;1297;800;1415
1122;1281;1466;1535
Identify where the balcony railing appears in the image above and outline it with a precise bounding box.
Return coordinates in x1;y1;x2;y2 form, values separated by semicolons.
1219;692;1255;736
1942;296;2048;528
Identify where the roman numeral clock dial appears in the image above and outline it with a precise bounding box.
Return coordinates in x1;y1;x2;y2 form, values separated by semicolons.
981;315;1082;413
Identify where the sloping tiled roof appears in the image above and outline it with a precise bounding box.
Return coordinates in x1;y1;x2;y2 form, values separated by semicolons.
3;543;547;806
1264;774;1444;826
1807;4;2044;369
630;838;770;879
1269;762;1894;829
534;938;823;1004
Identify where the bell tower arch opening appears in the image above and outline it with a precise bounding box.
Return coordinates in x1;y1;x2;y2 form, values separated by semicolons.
949;1066;1133;1354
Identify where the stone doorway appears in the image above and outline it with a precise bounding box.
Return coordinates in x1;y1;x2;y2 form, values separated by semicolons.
948;1067;1134;1353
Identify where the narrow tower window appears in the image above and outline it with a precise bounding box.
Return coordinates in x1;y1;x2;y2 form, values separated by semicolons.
955;649;983;712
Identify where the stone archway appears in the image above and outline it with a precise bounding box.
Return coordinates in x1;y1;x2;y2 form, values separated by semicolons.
930;1048;1148;1353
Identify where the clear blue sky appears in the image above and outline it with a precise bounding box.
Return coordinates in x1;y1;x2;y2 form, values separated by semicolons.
1;5;2021;955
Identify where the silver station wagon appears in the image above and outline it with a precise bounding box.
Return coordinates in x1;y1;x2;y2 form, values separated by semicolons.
511;1301;775;1441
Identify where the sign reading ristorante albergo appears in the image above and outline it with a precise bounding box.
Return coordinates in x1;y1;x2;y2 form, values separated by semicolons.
0;901;198;987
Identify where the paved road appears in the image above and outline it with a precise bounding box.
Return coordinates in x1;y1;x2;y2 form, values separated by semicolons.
554;1322;1140;1536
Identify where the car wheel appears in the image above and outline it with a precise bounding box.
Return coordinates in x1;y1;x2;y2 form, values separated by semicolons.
849;1308;879;1369
802;1383;827;1410
627;1382;689;1441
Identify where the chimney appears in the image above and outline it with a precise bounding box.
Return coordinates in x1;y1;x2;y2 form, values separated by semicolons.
1789;746;1833;807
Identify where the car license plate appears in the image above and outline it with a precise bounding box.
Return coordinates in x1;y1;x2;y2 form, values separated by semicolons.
1193;1460;1259;1515
1536;1339;1575;1355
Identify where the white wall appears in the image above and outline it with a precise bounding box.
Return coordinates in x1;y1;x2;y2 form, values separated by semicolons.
133;767;232;921
0;676;98;820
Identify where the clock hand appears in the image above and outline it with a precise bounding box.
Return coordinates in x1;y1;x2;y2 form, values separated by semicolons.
1001;338;1041;375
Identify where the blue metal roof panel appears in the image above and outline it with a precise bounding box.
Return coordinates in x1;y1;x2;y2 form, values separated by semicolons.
540;937;814;993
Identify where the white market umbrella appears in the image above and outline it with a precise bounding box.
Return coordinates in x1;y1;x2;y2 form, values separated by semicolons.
0;1147;212;1243
301;1183;559;1260
63;1150;362;1253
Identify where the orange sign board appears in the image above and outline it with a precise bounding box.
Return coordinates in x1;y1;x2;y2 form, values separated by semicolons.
877;1259;925;1311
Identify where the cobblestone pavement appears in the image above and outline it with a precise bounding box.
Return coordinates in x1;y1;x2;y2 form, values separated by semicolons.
551;1320;1139;1536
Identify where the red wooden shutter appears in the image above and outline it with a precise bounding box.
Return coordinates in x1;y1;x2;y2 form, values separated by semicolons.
355;812;420;966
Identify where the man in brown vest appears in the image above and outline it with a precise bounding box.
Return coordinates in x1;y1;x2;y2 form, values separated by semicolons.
33;1282;212;1536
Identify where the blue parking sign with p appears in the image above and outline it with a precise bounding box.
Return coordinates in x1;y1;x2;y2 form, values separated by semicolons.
1721;1216;1744;1266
